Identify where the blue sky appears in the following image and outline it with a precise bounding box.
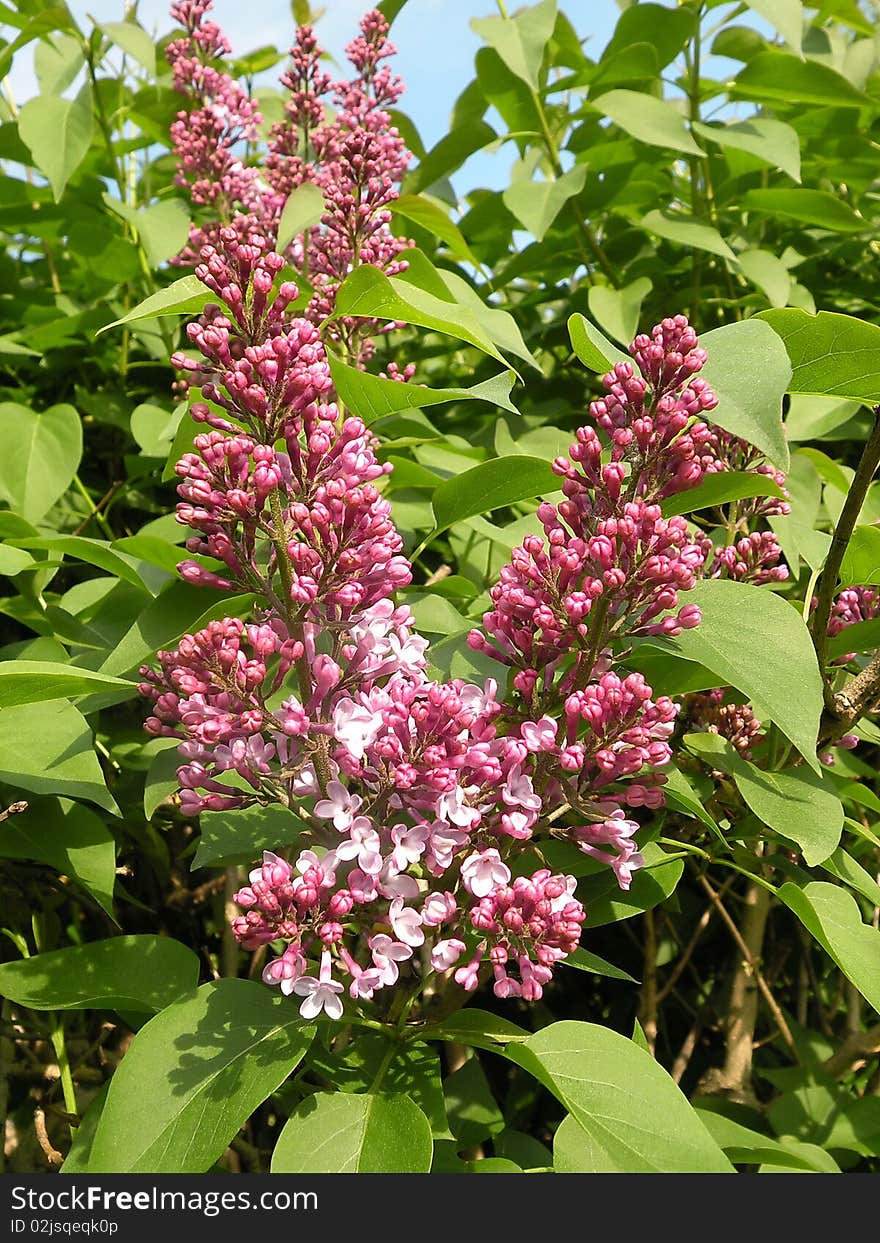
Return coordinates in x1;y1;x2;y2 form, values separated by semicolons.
6;2;764;195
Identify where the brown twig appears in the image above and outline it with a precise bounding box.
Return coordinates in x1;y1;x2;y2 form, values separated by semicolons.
33;1107;64;1168
697;874;798;1062
821;1019;880;1079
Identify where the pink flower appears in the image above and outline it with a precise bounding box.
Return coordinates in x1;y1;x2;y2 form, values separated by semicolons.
431;938;466;972
331;698;384;759
292;950;344;1020
389;896;424;947
314;780;362;830
461;849;511;898
369;933;412;985
335;816;383;875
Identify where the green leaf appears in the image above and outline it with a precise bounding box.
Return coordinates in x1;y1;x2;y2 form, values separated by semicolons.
143;742;180;820
822;847;880;907
640;210;735;261
12;535;150;591
89;980;315;1173
104;196;190;267
732;50;868;108
502;166;586;242
840;525;880;588
0;797;115;917
694;1106;821;1171
392;194;481;267
743;0;803;53
593;90;704;157
778;881;880;1013
328;353;518;423
758;309;880;405
97;274;206;335
736;249;792;308
684;733;843;865
334;265;511;369
271;1092;433;1173
100;583;255;677
667;579;823;766
34;31;85;96
662;762;723;838
418;1008;530;1051
0;402;82;523
469;0;557;91
692;119;801;183
508;1022;733;1172
0;937;199;1013
0;701;119;814
308;1036;450;1138
429;455;558;541
276;181;325;253
18;84;93;201
563;948;638;983
828;619;880;659
195;803;307;869
99;19;156;74
568;313;628;371
0;661;136;709
660;471;787;519
587;277;652;347
699;319;791;470
742;188;864;234
445;1057;504;1145
407;120;497;194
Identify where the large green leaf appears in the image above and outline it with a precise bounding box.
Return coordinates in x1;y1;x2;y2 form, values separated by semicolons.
329;353;518;422
195;803;307;868
732;49;867;107
507;1022;733;1172
104;196;191;267
839;525;880;588
568;313;628;371
758;309;880;404
692;118;801;182
391;194;481;267
334;266;512;369
778;881;880;1013
89;980;315;1173
684;733;843;865
660;471;787;519
593;90;704;157
271;1092;433;1173
0;402;82;523
742;189;864;234
666;579;823;766
98;274;207;335
0;661;136;709
12;535;151;591
99;19;156;74
736;249;793;308
0;937;199;1013
587;277;652;347
640;210;735;262
0;797;115;917
18;85;94;201
429;455;558;541
469;0;557;90
0;701;119;814
699;319;791;470
100;583;255;676
276;181;325;253
502;166;586;242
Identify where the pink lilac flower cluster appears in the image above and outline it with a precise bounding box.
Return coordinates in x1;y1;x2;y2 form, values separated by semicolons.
167;2;412;362
166;1;264;261
143;227;790;1019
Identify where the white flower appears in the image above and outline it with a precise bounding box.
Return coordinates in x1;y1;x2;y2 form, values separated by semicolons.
461;849;511;898
292;951;344;1020
335;817;383;876
431;939;466;972
314;780;362;831
331;699;384;760
369;933;412;986
389;896;425;948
